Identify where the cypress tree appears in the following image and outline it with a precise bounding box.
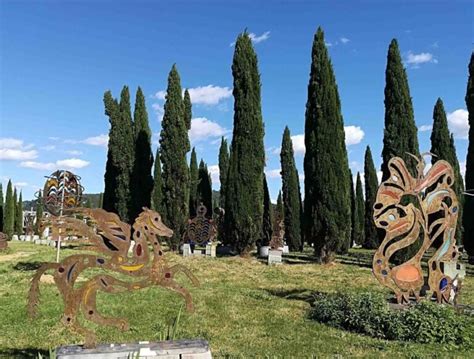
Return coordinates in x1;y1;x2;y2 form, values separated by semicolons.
13;188;17;232
430;98;464;242
349;171;355;248
380;39;420;262
197;159;213;218
159;65;190;249
130;87;154;220
3;180;14;238
189;148;199;217
0;184;3;232
364;146;379;249
261;175;273;247
102;87;134;222
218;137;229;209
276;190;284;222
98;192;103;209
303;27;351;262
183;89;192;132
35;190;43;235
354;172;365;246
381;39;420;180
15;191;23;234
224;32;265;255
280;126;303;251
464;52;474;259
151;149;164;215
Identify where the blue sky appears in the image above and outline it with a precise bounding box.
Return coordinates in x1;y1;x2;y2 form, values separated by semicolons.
0;0;472;201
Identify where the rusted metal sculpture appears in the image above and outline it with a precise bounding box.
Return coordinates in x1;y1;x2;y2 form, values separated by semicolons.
24;213;35;236
0;232;7;250
270;220;284;250
182;203;216;246
28;207;199;348
373;154;463;304
43;170;83;215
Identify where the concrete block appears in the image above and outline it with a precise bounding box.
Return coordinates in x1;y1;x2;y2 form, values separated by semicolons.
183;243;192;257
268;250;283;265
56;339;212;359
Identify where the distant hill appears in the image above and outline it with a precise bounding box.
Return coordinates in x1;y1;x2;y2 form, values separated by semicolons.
22;193;102;211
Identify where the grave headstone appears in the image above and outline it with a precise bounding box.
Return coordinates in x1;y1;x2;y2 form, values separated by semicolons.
268;250;282;265
12;235;19;241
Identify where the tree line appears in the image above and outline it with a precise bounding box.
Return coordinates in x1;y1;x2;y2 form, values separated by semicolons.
0;180;27;237
101;28;474;262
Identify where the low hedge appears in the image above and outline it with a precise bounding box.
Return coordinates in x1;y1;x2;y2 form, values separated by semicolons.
309;292;473;345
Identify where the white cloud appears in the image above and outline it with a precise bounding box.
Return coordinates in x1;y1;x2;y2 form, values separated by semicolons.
325;41;333;47
0;138;38;160
0;138;24;149
230;31;271;47
13;182;28;188
82;134;108;147
153;85;232;107
344;126;365;145
152;103;164;122
66;150;83;156
419;124;432;132
56;158;89;168
187;85;232;105
20;158;90;171
208;165;220;184
189;117;228;142
249;31;270;44
291;134;306;155
340;37;350;44
20;161;56;171
153;90;167;100
447;109;469;139
41;145;56;151
0;148;38;161
265;168;281;179
406;51;438;66
460;161;466;179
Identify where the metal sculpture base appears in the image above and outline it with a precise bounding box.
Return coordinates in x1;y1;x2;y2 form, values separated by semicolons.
56;339;212;358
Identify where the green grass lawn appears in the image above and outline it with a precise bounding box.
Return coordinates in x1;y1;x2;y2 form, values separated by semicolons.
0;242;473;358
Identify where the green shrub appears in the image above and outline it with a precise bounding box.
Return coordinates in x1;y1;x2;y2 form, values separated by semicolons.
309;292;472;345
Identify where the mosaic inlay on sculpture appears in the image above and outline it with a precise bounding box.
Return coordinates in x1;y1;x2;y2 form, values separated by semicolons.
373;153;463;304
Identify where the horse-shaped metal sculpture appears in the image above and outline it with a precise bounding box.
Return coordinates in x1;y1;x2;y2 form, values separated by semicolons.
28;207;199;347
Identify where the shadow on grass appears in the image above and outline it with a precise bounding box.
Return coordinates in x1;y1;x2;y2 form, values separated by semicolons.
0;348;49;358
265;287;321;305
13;261;43;271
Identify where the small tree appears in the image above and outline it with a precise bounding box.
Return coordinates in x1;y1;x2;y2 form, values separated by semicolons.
354;172;365;246
35;190;44;236
15;191;23;234
189;148;199;217
364;146;379;249
218;137;229;209
276;190;284;222
197;159;212;218
3;180;14;238
280;126;303;251
151;149;164;214
261;175;273;247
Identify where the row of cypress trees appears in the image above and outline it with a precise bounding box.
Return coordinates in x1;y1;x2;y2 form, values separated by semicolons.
0;180;24;238
102;28;472;261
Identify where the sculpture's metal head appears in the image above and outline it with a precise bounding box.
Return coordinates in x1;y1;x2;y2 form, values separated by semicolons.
139;207;173;238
